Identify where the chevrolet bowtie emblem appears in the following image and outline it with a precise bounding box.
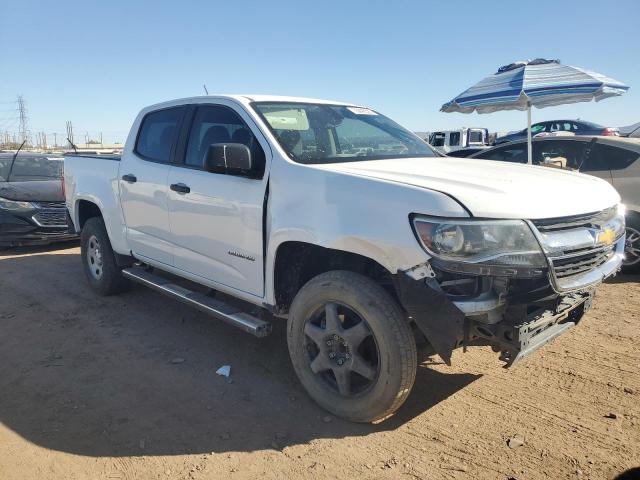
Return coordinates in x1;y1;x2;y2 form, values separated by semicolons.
597;228;616;246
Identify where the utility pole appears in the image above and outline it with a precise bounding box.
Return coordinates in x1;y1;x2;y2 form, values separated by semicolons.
53;132;58;148
17;95;29;145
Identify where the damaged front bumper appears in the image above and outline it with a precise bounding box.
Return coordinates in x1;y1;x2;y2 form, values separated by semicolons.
394;234;624;368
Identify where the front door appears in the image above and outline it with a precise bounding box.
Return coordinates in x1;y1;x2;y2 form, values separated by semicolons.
119;106;184;266
166;103;269;297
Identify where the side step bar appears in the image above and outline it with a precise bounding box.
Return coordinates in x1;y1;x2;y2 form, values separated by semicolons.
122;266;272;337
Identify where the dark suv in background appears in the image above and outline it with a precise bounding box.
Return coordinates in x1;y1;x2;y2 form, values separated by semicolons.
495;120;619;145
0;152;77;249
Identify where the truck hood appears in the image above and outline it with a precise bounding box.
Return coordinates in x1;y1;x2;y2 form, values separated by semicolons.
314;157;620;219
0;180;64;202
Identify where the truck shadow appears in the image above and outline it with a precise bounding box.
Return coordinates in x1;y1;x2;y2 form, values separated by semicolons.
0;250;480;457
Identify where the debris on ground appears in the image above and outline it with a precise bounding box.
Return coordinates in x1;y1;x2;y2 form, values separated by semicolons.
507;434;525;449
216;365;231;377
604;412;618;419
170;357;185;364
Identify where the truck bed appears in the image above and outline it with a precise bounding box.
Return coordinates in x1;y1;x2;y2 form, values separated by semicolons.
64;153;121;161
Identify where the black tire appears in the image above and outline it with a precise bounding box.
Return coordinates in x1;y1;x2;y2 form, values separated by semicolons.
622;212;640;274
80;217;130;295
287;270;417;423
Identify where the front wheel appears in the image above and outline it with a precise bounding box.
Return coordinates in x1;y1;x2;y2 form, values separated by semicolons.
622;213;640;273
287;270;417;423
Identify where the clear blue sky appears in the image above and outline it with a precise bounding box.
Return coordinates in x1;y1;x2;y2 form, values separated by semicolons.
1;0;639;143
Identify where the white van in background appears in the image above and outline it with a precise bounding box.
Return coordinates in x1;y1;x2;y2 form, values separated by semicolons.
428;127;490;154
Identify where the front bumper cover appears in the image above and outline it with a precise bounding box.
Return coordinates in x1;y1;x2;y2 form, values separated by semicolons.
0;209;78;247
394;256;614;368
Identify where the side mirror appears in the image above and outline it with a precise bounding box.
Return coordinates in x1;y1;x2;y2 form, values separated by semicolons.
204;143;252;175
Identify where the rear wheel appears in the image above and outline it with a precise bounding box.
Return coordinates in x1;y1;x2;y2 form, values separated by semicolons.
81;217;130;295
622;213;640;273
287;270;417;423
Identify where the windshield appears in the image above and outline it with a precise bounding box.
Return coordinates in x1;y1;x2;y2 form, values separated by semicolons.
252;102;436;164
0;155;64;182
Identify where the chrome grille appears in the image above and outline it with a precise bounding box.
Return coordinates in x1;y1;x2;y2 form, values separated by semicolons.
531;207;623;290
532;207;616;233
33;201;65;209
550;246;615;279
32;210;68;227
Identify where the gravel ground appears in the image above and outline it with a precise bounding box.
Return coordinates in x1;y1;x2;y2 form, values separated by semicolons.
0;244;638;480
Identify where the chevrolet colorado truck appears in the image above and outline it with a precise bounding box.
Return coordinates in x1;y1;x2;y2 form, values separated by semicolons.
64;95;625;422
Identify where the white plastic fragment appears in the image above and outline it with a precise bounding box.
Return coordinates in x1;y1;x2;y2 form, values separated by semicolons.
216;365;231;377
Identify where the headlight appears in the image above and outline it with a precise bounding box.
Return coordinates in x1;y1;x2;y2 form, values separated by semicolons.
412;216;546;268
0;197;36;211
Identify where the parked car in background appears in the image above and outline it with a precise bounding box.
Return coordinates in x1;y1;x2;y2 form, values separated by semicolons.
620;122;640;138
495;120;620;145
0;153;77;248
471;136;639;272
428;127;489;154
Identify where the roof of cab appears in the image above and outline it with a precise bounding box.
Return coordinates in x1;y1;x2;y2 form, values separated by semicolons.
144;94;358;112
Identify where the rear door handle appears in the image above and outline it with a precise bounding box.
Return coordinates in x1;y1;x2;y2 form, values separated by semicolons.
170;183;191;194
121;174;137;183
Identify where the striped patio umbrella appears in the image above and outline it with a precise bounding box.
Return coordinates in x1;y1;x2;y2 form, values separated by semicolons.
441;59;629;163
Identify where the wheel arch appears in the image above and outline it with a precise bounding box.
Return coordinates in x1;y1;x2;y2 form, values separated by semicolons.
270;240;397;314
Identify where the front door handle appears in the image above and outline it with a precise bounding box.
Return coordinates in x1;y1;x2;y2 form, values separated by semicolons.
121;174;137;183
170;183;191;194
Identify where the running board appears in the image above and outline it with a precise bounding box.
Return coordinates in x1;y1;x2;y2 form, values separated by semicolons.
122;266;272;337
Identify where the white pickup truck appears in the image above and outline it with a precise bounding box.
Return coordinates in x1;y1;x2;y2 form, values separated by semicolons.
65;95;625;422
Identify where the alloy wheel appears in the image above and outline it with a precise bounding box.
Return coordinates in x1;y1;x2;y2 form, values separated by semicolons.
623;226;640;267
303;302;380;397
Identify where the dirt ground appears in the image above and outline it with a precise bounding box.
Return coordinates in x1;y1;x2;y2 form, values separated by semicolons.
0;244;638;480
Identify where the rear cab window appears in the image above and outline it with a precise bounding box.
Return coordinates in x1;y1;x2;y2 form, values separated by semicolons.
135;107;185;162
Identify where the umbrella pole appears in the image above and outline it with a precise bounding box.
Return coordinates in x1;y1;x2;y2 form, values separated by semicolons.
527;101;532;165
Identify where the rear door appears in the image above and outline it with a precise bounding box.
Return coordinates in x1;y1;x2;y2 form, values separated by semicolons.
119;106;185;266
166;102;270;297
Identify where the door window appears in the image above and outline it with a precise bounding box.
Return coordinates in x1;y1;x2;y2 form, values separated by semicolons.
468;130;484;143
184;105;265;176
534;140;586;169
430;133;445;147
449;132;461;147
531;124;546;134
475;144;527;163
135;107;184;162
583;143;639;172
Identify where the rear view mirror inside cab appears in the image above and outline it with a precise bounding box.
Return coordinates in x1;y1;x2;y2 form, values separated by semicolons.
263;108;310;130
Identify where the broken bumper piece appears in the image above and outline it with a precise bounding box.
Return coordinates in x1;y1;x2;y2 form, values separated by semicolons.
394;266;596;368
468;292;591;367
